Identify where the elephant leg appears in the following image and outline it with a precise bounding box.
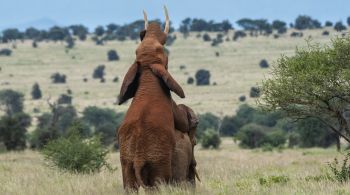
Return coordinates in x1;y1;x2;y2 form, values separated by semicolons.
149;160;172;186
123;161;138;192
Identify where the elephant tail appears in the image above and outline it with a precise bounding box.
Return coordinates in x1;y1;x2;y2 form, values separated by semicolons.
134;160;146;188
194;167;201;182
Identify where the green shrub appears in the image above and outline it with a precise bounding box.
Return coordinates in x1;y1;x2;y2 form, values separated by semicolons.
107;50;119;61
196;113;220;139
93;65;105;79
82;106;124;146
237;123;268;148
0;113;31;150
201;129;221;149
328;152;350;182
50;73;66;83
237;123;286;148
249;86;260;98
220;116;239;136
195;69;211;86
305;174;332;182
265;130;286;147
31;83;42;100
29;106;79;149
57;94;72;105
0;89;24;116
42;129;112;173
0;48;12;56
259;175;289;186
296;118;337;148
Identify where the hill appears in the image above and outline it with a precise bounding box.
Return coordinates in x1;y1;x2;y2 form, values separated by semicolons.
0;28;346;118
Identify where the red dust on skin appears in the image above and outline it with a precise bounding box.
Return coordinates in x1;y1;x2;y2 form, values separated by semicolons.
117;6;190;191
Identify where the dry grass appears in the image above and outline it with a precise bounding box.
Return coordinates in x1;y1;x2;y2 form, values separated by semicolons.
0;28;346;118
0;138;349;195
1;28;350;194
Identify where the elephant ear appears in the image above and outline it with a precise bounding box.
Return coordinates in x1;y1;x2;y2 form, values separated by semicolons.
118;62;139;105
150;64;185;98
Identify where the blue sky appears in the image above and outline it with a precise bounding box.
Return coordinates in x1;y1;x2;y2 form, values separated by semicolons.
0;0;349;30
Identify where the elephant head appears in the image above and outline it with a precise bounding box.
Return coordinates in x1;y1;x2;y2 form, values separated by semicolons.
118;6;184;105
179;104;199;146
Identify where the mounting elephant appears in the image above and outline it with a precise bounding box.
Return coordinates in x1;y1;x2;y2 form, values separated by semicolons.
117;7;186;190
171;102;200;184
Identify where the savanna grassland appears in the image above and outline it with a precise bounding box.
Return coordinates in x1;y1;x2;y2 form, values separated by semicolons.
0;28;344;118
1;28;350;195
0;138;348;195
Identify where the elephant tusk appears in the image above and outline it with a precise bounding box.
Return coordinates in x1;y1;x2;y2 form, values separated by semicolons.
195;168;201;182
143;10;148;30
163;5;170;34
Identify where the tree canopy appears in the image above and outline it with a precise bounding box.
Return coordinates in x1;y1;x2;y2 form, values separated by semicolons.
260;36;350;142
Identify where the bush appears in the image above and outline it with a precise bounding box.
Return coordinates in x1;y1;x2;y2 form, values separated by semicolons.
195;69;210;86
196;113;220;139
233;30;247;41
334;21;347;32
259;175;290;186
325;21;333;27
187;77;194;84
322;31;330;36
82;106;124;146
113;76;119;82
237;123;268;148
65;36;75;49
202;33;211;42
57;94;72;105
239;95;246;102
220;116;239;136
42;129;112;173
51;73;66;83
0;48;12;56
328;152;350;182
30;105;79;149
0;89;24;116
107;50;119;61
0;113;31;150
259;59;269;68
166;35;177;46
32;41;38;48
250;86;260;98
294;15;322;30
290;32;303;37
31;83;42;99
296;118;337;148
237;123;286;149
201;129;221;149
93;65;105;79
95;122;117;146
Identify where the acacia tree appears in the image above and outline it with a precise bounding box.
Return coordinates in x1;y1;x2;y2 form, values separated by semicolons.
260;36;350;144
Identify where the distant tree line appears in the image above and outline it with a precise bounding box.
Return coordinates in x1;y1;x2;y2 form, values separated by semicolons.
1;15;349;43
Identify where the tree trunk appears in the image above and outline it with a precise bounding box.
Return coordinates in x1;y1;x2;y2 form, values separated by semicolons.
336;136;341;152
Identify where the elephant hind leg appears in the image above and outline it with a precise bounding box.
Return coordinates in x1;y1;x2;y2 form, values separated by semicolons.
123;161;139;192
148;161;172;187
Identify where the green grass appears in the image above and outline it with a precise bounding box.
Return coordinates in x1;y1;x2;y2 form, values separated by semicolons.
0;28;345;118
0;138;349;195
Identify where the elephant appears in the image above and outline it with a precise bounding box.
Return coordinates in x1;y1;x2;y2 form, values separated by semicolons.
171;102;200;184
117;7;186;190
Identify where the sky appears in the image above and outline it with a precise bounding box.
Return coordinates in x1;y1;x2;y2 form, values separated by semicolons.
0;0;349;30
